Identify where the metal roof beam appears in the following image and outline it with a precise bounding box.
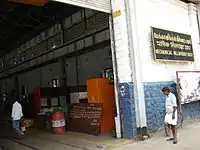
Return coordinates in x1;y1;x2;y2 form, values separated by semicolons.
27;14;42;25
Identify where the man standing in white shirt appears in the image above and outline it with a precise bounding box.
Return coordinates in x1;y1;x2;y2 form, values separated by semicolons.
162;87;178;144
11;99;24;138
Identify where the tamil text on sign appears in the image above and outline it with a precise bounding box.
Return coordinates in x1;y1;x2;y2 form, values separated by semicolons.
152;27;194;62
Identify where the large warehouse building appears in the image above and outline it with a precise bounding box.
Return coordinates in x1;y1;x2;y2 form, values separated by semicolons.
0;0;200;149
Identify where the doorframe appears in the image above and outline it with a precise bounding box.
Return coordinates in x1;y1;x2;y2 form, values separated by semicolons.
51;0;122;138
109;15;122;139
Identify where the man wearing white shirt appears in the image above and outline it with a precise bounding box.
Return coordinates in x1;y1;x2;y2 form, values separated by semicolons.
162;87;178;144
11;99;24;138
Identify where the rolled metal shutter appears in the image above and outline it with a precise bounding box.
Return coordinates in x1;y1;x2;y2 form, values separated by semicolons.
53;0;111;13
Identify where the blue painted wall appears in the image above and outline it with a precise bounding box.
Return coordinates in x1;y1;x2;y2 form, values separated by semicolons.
119;81;200;138
144;81;200;132
182;101;200;120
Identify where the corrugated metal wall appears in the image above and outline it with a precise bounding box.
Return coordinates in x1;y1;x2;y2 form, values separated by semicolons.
12;45;112;94
18;68;40;93
40;63;60;87
0;77;15;94
0;9;111;94
77;46;112;85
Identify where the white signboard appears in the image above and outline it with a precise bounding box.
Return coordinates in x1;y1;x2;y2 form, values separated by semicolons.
177;71;200;104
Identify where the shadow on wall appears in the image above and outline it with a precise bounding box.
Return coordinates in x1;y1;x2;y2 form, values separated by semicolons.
144;81;200;133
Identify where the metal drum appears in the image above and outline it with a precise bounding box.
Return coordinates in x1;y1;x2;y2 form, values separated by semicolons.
52;112;65;134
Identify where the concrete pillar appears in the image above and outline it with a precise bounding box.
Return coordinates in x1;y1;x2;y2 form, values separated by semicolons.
191;3;200;69
111;0;147;138
124;0;147;136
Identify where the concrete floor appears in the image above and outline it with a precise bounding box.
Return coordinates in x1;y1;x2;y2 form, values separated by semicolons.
0;119;199;150
113;119;200;150
0;125;133;150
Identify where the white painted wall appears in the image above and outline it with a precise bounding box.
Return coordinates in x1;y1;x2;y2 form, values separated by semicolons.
134;0;200;82
111;0;132;83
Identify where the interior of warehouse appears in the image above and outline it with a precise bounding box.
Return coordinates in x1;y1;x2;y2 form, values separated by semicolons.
0;0;119;144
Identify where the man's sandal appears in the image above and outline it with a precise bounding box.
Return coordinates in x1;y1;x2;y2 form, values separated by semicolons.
167;138;174;141
173;139;178;144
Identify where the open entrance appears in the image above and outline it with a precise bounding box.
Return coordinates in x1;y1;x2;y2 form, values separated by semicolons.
0;0;124;149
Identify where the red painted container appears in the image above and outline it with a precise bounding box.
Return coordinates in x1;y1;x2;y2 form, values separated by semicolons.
51;112;66;134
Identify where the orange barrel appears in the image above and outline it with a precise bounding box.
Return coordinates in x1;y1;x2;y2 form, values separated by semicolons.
51;112;66;134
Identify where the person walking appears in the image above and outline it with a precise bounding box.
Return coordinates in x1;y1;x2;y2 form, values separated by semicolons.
162;87;178;144
11;99;24;138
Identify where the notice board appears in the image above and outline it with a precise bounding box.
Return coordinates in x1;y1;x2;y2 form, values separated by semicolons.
151;27;194;62
67;103;103;135
177;71;200;104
